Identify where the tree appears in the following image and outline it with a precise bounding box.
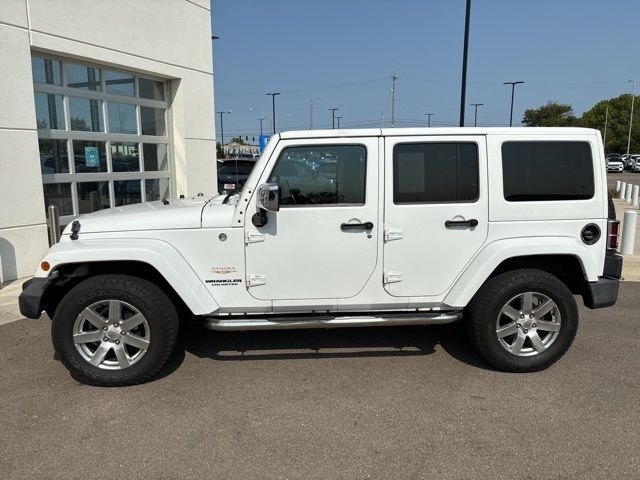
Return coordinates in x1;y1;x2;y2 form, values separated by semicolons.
229;136;245;145
522;102;580;127
581;94;639;154
216;142;224;159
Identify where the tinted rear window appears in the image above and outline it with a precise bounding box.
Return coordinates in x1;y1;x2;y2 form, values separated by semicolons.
218;163;254;176
502;141;594;202
393;142;479;204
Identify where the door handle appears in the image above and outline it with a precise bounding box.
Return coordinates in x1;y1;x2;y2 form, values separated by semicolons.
341;221;374;231
445;218;478;228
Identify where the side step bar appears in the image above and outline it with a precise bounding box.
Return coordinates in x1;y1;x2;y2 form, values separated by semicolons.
205;311;462;331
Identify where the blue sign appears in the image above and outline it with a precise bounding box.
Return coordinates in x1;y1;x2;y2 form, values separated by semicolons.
85;146;99;167
259;135;271;153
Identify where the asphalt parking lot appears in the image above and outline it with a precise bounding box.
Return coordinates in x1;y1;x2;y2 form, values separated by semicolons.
1;284;639;479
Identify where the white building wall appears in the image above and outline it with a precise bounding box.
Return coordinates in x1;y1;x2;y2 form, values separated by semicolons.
0;0;216;283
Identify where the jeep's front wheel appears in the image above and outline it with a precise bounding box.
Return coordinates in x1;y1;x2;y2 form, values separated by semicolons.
52;274;179;386
468;269;579;372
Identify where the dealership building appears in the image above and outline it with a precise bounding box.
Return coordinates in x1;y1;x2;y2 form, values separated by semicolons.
0;0;217;283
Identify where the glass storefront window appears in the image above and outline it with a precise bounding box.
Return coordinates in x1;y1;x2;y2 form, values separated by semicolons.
34;56;169;222
66;63;101;91
114;180;141;206
143;144;168;171
34;93;65;130
43;183;73;215
139;77;164;101
140;107;165;135
111;142;140;172
104;70;135;96
145;178;170;202
31;57;62;85
39;139;69;174
77;182;110;213
72;140;107;173
69;97;103;132
108;102;137;134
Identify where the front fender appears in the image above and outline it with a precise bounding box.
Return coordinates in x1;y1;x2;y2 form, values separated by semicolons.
443;236;598;308
35;238;219;316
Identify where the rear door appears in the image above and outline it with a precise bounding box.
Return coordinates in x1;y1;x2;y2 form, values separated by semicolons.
383;135;488;297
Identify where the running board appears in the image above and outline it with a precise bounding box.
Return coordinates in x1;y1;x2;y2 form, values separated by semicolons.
205;312;462;331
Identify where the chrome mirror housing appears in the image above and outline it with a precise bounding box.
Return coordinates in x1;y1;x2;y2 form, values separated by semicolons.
256;183;279;212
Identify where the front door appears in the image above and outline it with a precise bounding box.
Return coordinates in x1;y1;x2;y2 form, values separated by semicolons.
245;137;379;300
383;135;488;297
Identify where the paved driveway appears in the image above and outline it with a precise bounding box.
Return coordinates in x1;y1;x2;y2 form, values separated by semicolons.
1;284;639;479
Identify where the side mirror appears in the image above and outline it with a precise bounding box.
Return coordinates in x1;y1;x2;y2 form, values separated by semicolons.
256;183;279;212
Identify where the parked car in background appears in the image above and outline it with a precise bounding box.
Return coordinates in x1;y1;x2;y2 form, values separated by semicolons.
630;154;640;172
607;157;624;172
217;159;256;193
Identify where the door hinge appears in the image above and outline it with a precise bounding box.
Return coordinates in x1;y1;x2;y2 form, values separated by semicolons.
384;228;403;242
245;230;265;245
384;271;403;284
247;274;266;287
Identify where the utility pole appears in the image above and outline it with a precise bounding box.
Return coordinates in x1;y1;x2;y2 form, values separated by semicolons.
459;0;472;127
266;92;280;134
627;80;636;157
390;73;398;128
329;108;339;129
470;103;483;127
336;116;342;129
217;110;230;156
258;117;266;136
504;81;524;127
603;103;609;151
424;113;434;127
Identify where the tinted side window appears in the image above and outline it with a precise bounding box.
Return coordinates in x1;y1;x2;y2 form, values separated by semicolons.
268;145;366;206
502;141;594;201
393;143;479;204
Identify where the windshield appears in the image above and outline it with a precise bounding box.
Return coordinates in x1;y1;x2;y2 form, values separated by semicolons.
218;163;255;176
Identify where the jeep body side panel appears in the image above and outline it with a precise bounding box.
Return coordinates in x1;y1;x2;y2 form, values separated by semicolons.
442;234;600;308
34;237;220;315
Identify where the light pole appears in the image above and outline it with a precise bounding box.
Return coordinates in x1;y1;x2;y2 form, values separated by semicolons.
627;80;636;157
216;110;230;156
336;116;343;129
459;0;472;127
266;92;280;134
258;117;266;136
329;108;339;129
309;96;322;129
470;103;483;127
504;81;524;127
424;113;434;127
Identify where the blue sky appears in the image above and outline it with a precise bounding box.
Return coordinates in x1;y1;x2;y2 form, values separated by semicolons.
212;0;639;141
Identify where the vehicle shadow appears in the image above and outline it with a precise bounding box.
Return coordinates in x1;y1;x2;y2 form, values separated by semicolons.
165;318;493;371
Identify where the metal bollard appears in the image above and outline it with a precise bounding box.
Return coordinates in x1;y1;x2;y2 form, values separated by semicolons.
625;184;633;203
620;182;627;200
46;204;60;246
621;210;638;255
633;185;640;207
616;180;621;192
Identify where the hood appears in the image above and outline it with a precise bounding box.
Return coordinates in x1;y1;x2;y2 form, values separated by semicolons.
63;196;211;234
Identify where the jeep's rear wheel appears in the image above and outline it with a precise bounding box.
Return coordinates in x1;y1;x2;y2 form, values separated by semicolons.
52;274;179;386
468;269;578;372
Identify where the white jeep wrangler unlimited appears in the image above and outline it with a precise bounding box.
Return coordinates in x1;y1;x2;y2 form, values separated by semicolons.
20;127;622;386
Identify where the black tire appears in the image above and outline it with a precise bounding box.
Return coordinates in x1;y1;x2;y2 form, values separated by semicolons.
52;274;179;386
467;269;578;372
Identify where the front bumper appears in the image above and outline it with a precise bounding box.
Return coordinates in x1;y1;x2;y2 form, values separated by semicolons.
18;272;58;319
583;252;622;309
